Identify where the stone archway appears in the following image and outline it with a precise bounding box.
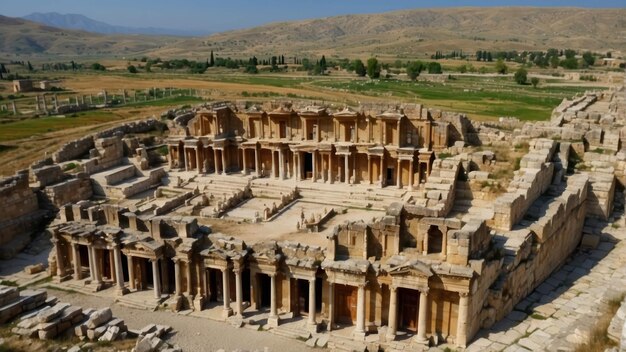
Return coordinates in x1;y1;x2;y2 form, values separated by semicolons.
427;226;443;254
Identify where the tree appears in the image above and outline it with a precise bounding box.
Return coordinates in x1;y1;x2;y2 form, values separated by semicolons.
320;55;327;72
406;61;424;80
366;58;380;79
564;49;576;59
486;52;493;62
560;58;578;69
353;59;366;77
582;52;595;67
550;56;560;69
514;68;528;85
476;51;483;61
209;51;215;67
495;59;508;74
245;64;258;74
427;62;442;74
531;77;540;88
91;63;106;71
27;61;33;71
127;65;138;74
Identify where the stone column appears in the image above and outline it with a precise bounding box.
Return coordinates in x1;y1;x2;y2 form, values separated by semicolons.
113;244;127;295
35;96;40;112
127;256;135;290
151;259;162;299
416;289;429;344
307;278;317;331
53;95;58;110
242;149;248;175
195;148;202;173
93;248;103;284
279;149;285;179
271;150;277;179
367;156;372;184
344;154;350;184
42;95;47;112
186;261;193;295
254;148;260;176
327;283;335;331
221;268;233;318
456;292;469;348
386;285;398;341
87;245;95;281
312;151;317;182
409;160;414;190
234;267;243;317
72;243;81;280
194;261;205;310
213;148;219;174
174;259;182;296
379;155;385;188
54;239;66;279
268;273;279;327
397;159;402;189
353;284;366;339
11;101;16;115
221;149;227;174
103;90;108;104
328;153;333;184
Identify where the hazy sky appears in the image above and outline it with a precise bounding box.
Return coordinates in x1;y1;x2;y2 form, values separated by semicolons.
2;0;625;32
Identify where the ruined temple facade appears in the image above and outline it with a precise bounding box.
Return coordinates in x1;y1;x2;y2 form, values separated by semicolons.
32;87;626;350
167;102;449;188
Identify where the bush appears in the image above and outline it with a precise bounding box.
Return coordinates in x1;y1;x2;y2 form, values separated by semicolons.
531;77;540;88
514;68;528;85
427;62;442;74
91;63;106;71
127;65;138;74
495;59;508;74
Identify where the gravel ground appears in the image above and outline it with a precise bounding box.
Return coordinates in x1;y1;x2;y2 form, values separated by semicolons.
48;289;318;352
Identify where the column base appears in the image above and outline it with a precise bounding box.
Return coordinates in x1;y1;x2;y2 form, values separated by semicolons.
307;322;318;333
267;314;280;328
116;287;130;296
54;274;71;283
222;307;233;319
352;329;366;340
193;296;205;311
91;281;104;292
385;332;397;342
413;335;429;346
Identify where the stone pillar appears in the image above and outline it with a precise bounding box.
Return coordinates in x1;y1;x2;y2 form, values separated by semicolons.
93;248;103;283
271;150;277;179
234;267;243;317
103;90;108;104
268;273;280;327
312;151;317;182
53;94;58;110
11;101;16;115
151;259;162;299
456;293;469;348
194;261;205;310
353;284;366;339
221;268;233;318
42;95;47;112
327;282;335;331
72;243;82;280
127;256;135;290
307;278;317;332
87;245;95;281
89;95;93;105
54;240;66;279
35;96;40;112
386;285;398;341
186;261;193;295
221;149;227;174
213;148;219;174
254;148;260;176
409;159;414;190
113;244;127;295
242;149;248;175
328;153;333;184
174;259;182;296
279;149;285;179
367;156;372;184
416;289;429;344
195;148;202;173
379;155;385;188
397;159;402;189
344;154;350;184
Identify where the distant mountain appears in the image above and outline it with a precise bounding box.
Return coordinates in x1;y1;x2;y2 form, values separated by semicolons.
23;12;207;37
153;7;626;58
0;15;183;57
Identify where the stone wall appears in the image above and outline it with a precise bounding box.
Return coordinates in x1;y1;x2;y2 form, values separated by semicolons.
0;170;43;250
52;136;94;163
30;164;65;188
42;173;93;208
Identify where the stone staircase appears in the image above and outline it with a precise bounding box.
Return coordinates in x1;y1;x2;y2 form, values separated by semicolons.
451;181;495;222
295;181;405;211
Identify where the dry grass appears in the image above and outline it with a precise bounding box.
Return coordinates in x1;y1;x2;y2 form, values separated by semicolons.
573;293;624;352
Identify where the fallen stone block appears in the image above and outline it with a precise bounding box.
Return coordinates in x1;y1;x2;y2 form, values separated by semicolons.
85;307;112;329
24;263;45;275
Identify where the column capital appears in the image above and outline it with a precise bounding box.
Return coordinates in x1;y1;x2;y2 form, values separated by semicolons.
389;284;398;292
459;291;469;298
420;287;430;296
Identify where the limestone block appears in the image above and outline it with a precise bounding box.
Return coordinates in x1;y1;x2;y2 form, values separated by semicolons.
85;308;112;329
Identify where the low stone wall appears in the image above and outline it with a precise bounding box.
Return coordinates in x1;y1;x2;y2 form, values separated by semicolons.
30;164;65;188
154;191;194;216
0;171;43;252
52;136;94;163
42;173;93;207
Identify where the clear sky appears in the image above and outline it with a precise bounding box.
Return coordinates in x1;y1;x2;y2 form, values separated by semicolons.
2;0;624;33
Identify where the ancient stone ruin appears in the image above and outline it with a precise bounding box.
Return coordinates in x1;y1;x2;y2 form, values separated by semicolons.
2;85;626;351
